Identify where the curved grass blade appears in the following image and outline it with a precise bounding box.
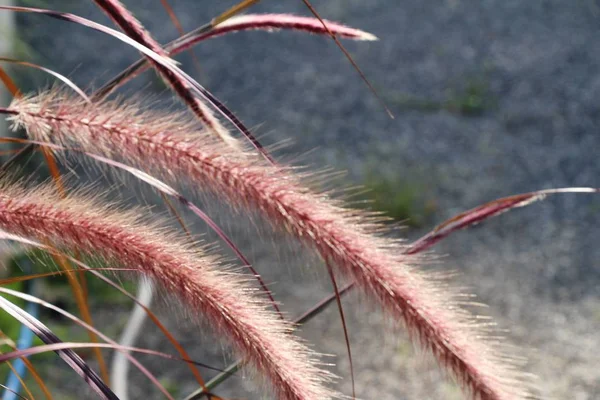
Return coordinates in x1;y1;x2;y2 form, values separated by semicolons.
88;0;271;161
0;58;90;103
92;0;233;148
94;0;262;100
0;331;53;400
0;268;137;286
158;0;203;76
1;357;34;400
0;287;175;400
0;296;118;400
114;13;377;91
0;66;21;98
170;13;377;55
0;343;224;373
324;260;354;400
407;187;600;255
0;230;222;399
0;383;28;400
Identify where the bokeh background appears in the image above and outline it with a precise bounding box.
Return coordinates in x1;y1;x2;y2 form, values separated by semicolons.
1;0;599;399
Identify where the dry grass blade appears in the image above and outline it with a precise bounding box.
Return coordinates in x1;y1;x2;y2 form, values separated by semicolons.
0;342;224;373
0;358;34;400
0;296;118;399
0;65;21;98
408;187;600;255
91;0;236;148
0;383;28;400
0;58;89;102
158;0;204;76
211;0;262;26
0;233;212;397
0;331;53;400
0;287;175;400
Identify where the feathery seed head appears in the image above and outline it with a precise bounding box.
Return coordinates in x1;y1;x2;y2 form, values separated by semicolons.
0;178;338;400
10;90;536;399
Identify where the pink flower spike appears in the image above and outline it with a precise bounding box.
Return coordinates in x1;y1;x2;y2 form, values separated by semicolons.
10;90;537;400
0;180;338;400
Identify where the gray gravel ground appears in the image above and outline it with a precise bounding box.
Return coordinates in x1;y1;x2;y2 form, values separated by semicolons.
6;0;600;399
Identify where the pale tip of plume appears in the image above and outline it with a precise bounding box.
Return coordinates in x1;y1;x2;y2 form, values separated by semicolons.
358;31;379;41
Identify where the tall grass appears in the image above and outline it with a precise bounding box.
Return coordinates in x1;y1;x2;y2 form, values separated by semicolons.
0;1;596;400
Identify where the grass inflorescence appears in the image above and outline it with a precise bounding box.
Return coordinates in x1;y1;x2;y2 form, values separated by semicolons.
0;1;596;400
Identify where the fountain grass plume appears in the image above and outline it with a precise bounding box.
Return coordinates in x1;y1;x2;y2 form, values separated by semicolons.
9;90;536;400
0;177;338;400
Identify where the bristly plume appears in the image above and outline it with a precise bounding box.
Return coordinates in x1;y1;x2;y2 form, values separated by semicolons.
10;91;536;400
0;178;338;400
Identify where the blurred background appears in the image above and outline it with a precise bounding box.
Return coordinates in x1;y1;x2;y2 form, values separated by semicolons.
1;0;599;399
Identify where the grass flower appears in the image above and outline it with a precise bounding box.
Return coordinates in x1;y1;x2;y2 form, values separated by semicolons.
0;179;337;400
10;91;534;399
